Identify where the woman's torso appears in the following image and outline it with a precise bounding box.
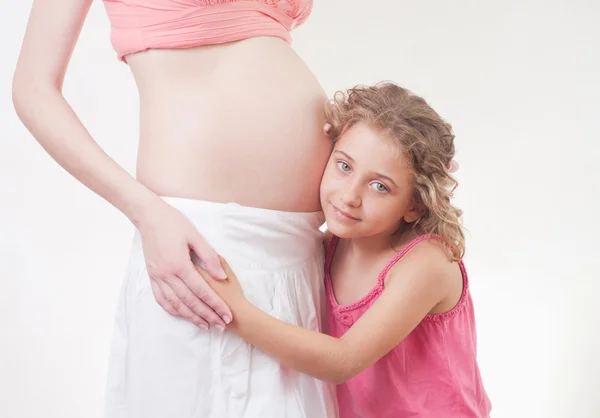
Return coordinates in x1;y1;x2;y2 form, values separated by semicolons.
126;36;330;212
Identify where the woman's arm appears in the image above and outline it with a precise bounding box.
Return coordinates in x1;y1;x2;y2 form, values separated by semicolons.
12;0;231;329
12;0;160;223
201;245;454;383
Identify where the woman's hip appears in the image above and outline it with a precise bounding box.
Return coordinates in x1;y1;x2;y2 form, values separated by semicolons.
104;198;335;417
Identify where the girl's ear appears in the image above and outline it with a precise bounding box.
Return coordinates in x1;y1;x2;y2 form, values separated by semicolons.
403;202;425;224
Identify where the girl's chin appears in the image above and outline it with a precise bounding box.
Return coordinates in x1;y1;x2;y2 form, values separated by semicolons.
324;220;362;239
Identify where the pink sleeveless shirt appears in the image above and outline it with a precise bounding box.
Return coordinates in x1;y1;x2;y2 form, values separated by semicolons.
325;235;491;418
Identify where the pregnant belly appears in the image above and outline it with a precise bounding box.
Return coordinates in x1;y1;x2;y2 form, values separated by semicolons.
129;37;332;212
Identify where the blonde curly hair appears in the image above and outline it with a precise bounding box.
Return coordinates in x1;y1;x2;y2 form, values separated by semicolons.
325;82;465;260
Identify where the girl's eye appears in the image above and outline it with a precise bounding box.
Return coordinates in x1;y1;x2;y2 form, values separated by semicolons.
337;161;351;172
371;182;388;192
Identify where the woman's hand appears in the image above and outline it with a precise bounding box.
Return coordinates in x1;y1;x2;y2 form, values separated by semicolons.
195;256;247;308
137;200;232;331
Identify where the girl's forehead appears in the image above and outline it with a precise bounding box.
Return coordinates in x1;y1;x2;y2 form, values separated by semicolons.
335;124;408;167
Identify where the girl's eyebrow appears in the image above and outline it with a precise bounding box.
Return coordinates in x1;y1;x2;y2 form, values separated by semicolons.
334;150;354;162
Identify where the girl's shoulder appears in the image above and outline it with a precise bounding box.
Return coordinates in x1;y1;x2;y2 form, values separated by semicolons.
384;235;465;314
389;235;457;274
390;235;457;272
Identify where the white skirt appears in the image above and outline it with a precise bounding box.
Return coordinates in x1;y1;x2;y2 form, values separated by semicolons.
104;197;338;418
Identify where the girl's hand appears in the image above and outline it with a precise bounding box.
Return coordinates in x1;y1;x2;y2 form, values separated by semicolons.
137;200;232;331
195;256;247;308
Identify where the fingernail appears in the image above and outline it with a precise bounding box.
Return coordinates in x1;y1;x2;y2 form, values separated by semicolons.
217;267;227;279
215;324;225;332
223;315;232;324
199;324;209;331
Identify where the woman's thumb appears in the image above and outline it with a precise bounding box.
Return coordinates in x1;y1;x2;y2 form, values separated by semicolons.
190;237;227;279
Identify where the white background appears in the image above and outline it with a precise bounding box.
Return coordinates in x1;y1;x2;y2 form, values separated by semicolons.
1;1;599;417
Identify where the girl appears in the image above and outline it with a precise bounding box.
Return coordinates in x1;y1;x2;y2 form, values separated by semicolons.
198;82;492;417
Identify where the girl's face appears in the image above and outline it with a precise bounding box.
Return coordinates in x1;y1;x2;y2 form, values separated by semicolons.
320;122;420;239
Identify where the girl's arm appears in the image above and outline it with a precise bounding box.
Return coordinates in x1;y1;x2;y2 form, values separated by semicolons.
12;0;231;329
201;244;454;383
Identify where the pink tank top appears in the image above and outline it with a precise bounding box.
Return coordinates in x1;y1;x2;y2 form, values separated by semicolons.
325;234;492;418
102;0;313;62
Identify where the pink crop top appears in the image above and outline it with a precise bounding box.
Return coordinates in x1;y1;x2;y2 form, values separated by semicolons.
102;0;313;62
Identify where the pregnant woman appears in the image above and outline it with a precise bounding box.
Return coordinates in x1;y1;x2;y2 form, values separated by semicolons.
13;1;337;417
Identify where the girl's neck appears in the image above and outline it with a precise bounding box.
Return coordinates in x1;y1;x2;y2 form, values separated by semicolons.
343;230;414;260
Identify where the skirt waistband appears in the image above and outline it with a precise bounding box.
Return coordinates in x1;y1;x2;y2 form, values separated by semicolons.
132;196;326;271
